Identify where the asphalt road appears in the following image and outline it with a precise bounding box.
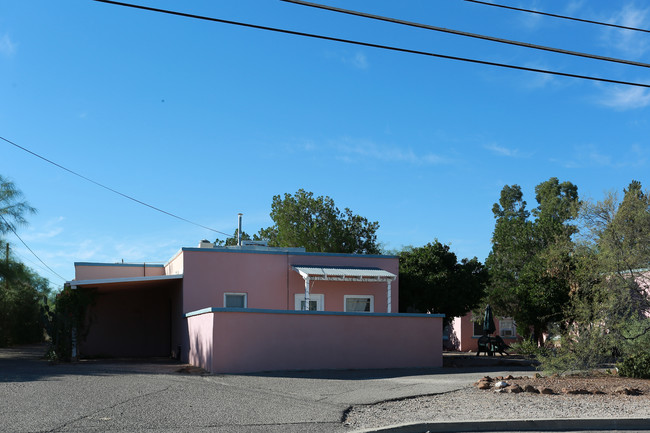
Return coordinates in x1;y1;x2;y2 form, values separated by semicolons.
1;344;535;433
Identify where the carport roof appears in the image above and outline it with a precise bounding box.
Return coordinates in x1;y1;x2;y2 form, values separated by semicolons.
69;274;183;289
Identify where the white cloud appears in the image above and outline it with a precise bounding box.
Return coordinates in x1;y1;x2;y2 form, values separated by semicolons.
484;143;525;158
0;33;16;57
555;143;647;169
564;0;586;15
21;216;65;242
599;86;650;110
326;50;369;70
336;138;447;165
602;4;650;57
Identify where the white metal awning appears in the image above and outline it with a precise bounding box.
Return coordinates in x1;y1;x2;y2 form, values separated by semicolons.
292;265;396;313
291;265;396;282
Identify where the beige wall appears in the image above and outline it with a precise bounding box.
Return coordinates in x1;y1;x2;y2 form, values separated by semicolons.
75;263;165;280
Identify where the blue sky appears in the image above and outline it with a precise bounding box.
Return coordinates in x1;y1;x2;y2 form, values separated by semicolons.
2;0;650;287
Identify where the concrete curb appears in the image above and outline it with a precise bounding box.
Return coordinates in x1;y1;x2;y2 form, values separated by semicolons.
353;417;650;432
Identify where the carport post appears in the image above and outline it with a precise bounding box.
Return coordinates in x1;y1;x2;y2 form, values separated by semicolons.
71;327;78;361
304;276;310;311
387;279;392;313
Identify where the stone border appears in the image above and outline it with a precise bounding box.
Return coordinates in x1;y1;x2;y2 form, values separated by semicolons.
352;417;650;432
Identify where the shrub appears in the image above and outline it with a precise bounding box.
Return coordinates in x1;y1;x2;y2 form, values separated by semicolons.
47;285;95;361
617;353;650;379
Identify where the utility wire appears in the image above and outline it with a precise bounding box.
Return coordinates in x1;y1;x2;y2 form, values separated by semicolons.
0;136;232;237
283;0;650;69
9;249;67;283
92;0;650;88
464;0;650;34
0;215;67;282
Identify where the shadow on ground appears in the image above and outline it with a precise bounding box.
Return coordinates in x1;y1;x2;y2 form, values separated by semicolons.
1;344;537;384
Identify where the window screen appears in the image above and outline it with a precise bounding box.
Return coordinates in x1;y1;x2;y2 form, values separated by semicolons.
225;293;246;308
345;297;372;312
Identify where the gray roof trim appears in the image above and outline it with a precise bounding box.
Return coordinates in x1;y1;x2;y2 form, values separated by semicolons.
185;307;442;319
68;274;183;287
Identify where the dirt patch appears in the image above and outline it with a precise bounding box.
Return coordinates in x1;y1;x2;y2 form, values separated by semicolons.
476;373;650;396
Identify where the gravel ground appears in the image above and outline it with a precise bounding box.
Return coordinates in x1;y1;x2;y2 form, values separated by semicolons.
344;376;650;430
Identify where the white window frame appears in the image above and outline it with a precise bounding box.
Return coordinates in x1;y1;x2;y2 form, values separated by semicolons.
499;318;516;338
344;295;374;313
224;292;247;308
294;293;324;311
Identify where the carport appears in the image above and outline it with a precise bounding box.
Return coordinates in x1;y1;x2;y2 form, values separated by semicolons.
71;275;183;358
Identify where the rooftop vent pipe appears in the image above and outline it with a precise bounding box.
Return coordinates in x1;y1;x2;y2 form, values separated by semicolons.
237;213;243;246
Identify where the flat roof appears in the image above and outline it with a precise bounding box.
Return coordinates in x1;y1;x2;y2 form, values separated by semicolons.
69;274;183;288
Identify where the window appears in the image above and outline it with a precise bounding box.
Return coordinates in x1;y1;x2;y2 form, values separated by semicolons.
344;295;374;313
473;320;484;337
294;294;324;311
499;318;516;338
224;293;247;308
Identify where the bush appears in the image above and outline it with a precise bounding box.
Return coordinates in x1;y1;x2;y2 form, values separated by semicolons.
47;285;95;361
617;353;650;379
510;339;545;358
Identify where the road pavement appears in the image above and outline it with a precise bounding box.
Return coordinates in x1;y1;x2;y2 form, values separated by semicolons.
1;344;537;432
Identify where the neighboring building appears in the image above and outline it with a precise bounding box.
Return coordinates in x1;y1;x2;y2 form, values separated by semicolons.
69;242;444;373
447;313;519;352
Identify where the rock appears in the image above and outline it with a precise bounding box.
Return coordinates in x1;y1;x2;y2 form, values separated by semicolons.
504;375;514;380
538;387;554;395
495;376;503;380
562;388;591;395
509;384;523;393
477;381;491;390
523;384;540;394
494;381;509;389
614;387;642;396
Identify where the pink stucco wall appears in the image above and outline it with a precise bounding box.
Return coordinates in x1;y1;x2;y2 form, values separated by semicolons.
181;249;399;314
75;263;166;280
187;309;442;373
449;313;519;352
187;311;213;369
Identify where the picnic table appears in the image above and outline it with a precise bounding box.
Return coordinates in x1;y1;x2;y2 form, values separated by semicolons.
476;335;510;356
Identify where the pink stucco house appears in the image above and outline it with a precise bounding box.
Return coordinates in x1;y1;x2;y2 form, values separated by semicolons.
70;242;444;373
447;313;519;352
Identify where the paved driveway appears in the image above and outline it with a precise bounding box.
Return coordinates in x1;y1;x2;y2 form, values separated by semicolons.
1;345;534;432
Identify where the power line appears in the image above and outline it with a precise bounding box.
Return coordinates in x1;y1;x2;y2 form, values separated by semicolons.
92;0;650;88
283;0;650;69
0;135;232;237
0;215;67;282
464;0;650;34
9;249;66;283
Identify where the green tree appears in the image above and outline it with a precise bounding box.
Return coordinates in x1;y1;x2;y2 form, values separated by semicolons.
0;175;35;234
485;177;579;343
215;229;255;246
0;254;50;346
542;181;650;373
257;189;380;254
0;175;49;347
399;241;488;324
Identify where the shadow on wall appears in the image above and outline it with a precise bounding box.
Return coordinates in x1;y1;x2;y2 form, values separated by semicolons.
443;324;460;351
